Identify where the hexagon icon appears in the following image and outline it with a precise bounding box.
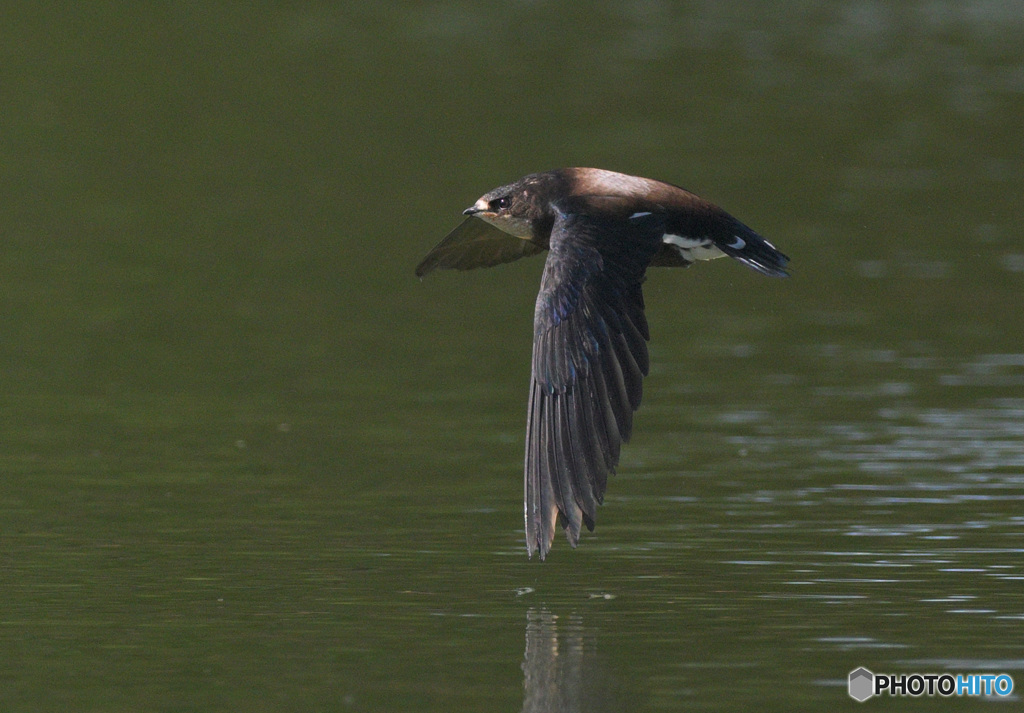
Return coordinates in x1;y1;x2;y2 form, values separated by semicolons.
848;667;874;702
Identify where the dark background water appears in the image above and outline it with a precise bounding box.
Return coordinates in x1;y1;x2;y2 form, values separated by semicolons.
2;2;1023;711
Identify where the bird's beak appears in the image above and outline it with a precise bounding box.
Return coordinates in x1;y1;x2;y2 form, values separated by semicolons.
462;198;490;216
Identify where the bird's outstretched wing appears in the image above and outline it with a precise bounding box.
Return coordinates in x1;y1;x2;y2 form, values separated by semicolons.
526;197;666;559
416;217;545;277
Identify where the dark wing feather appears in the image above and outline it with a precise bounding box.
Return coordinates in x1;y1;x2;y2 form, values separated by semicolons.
713;220;790;278
525;199;665;559
415;217;545;277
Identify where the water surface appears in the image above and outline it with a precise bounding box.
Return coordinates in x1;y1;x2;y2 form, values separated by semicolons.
2;2;1023;711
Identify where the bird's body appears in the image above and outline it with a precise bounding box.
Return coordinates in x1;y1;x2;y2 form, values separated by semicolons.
417;168;789;559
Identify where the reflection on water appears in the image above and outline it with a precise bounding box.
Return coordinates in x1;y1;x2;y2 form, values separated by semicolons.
595;349;1024;706
719;394;1024;579
943;356;1024;388
521;609;588;713
521;608;619;713
822;399;1024;477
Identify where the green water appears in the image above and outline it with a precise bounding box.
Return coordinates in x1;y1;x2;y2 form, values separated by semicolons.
2;3;1023;711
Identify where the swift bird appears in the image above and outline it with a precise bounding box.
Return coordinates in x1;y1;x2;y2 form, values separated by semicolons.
416;168;789;559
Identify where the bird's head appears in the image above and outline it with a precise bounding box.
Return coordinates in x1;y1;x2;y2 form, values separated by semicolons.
462;171;569;240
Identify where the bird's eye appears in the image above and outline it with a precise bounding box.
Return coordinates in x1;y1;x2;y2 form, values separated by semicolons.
490;196;510;211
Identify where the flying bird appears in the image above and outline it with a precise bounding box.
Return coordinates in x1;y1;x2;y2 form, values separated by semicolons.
416;168;789;559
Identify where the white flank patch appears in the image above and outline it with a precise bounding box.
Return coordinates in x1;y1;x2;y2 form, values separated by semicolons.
727;235;747;250
629;211;652;219
663;233;708;249
663;233;724;262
